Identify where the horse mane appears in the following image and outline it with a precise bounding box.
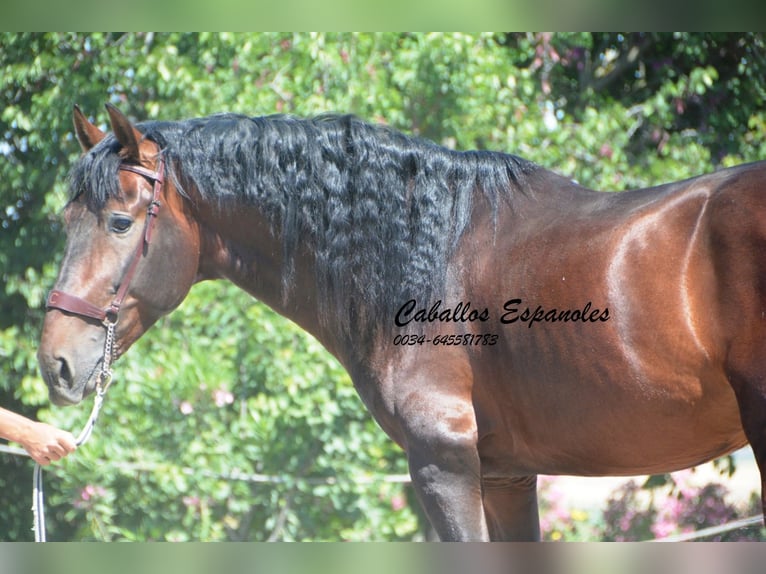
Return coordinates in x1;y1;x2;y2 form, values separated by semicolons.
69;113;538;341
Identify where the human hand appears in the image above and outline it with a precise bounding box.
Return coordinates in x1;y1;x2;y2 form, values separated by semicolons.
20;421;77;466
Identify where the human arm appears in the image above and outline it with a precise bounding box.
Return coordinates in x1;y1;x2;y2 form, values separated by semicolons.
0;407;76;465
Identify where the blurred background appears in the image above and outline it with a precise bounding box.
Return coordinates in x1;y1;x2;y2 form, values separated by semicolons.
2;32;766;541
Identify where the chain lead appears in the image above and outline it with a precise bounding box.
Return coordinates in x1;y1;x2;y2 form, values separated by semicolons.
98;320;116;396
36;319;117;541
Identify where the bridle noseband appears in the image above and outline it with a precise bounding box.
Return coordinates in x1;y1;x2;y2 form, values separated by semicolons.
46;155;165;329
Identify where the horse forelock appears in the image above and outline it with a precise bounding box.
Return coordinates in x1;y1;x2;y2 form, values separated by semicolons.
69;112;537;339
67;135;124;210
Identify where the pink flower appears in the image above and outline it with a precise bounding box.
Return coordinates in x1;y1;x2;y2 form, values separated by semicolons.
651;519;677;539
391;494;406;511
83;484;106;500
179;401;194;415
212;388;234;407
76;484;107;507
619;515;633;532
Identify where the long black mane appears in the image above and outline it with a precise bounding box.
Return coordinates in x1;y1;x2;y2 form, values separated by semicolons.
69;113;537;341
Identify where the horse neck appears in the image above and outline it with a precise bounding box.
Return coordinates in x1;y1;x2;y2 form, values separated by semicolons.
195;201;337;354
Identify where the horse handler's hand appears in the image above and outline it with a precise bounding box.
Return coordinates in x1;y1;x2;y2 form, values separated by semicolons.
21;422;77;466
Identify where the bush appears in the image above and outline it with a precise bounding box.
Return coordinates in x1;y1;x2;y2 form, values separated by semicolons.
598;470;764;542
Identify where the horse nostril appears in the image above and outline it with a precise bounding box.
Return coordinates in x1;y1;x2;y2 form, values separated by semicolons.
58;357;73;384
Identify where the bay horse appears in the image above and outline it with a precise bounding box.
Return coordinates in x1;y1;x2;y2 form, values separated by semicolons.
38;103;766;541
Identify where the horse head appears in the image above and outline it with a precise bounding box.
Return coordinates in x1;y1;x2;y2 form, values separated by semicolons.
38;105;200;405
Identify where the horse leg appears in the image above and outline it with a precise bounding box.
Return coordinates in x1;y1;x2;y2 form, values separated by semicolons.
727;371;766;521
396;368;488;541
482;475;541;541
406;439;488;541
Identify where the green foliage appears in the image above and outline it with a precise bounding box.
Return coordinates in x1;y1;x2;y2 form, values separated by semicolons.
2;32;765;540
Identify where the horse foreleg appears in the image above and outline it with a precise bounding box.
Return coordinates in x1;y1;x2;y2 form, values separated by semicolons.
482;475;541;541
397;378;489;541
406;439;489;541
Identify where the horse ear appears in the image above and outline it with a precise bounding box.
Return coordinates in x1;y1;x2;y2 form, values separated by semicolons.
72;105;106;152
105;103;142;162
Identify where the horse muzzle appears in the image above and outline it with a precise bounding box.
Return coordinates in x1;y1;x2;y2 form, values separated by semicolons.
37;335;101;406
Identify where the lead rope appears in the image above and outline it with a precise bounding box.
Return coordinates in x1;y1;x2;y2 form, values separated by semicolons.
33;319;116;542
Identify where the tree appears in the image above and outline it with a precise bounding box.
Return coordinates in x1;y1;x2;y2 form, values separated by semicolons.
2;32;764;540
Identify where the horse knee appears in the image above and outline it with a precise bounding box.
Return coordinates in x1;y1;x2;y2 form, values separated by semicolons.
406;428;482;497
407;408;481;494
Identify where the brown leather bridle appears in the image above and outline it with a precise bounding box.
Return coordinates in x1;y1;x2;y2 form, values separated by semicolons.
46;155;165;326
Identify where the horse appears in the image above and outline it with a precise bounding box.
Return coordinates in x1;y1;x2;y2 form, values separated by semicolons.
37;103;766;541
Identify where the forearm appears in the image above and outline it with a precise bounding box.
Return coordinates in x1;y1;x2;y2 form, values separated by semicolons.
0;407;76;465
0;407;36;444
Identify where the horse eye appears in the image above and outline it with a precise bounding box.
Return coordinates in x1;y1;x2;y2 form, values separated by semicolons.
109;215;134;234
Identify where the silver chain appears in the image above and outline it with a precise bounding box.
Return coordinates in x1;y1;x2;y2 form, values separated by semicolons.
97;319;116;396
